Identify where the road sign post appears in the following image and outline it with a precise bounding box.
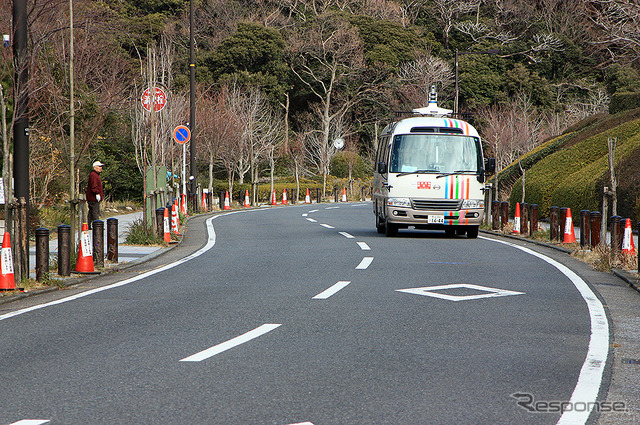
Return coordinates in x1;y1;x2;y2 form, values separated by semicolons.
173;125;191;202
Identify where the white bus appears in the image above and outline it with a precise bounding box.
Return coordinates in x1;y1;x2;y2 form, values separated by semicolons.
373;87;495;238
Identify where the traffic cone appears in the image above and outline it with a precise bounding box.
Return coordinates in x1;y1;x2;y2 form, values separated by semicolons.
224;191;231;210
271;190;277;206
341;187;347;202
244;190;251;207
201;192;207;212
171;203;180;234
0;232;16;290
305;188;311;204
181;193;187;215
622;218;636;255
512;202;521;234
74;223;97;273
563;208;576;243
282;189;288;205
163;207;171;243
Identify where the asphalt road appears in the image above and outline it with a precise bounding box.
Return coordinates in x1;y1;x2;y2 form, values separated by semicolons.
0;203;633;424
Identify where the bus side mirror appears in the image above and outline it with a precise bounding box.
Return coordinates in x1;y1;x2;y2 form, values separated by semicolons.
484;158;496;175
377;162;387;174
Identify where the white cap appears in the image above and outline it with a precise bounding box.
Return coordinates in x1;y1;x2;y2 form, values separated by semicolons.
93;161;104;167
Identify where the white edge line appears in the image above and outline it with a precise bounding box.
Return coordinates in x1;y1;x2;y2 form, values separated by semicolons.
312;281;351;299
479;236;609;425
356;257;374;270
357;242;371;251
180;323;281;362
0;210;253;322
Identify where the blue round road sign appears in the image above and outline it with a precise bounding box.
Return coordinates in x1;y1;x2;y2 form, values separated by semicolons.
173;125;191;144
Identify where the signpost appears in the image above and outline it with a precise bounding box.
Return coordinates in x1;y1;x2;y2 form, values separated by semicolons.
173;125;191;204
141;87;167;113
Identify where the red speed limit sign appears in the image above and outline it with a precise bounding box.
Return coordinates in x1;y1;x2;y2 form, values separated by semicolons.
141;87;167;112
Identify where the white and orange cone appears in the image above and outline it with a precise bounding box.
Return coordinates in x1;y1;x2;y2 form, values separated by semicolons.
201;192;207;212
622;218;636;255
512;202;521;234
163;207;171;243
181;193;187;215
74;223;96;273
563;208;576;243
271;190;277;206
305;188;311;204
224;191;231;210
244;190;251;208
341;187;347;202
282;189;288;205
0;232;16;290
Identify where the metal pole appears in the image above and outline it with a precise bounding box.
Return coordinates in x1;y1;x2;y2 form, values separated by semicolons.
58;224;71;277
92;220;104;268
35;227;49;282
189;0;197;196
454;49;459;115
13;0;29;281
69;0;76;256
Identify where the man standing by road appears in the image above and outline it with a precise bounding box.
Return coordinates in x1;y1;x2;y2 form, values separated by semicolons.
86;161;104;229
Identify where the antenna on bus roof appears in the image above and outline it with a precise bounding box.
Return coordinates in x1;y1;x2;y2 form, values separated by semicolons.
412;85;453;117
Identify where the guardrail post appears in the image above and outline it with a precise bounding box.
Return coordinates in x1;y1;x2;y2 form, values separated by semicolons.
57;224;71;277
530;204;538;235
579;210;590;249
491;201;499;230
559;207;567;240
500;201;508;230
610;215;621;255
590;211;601;247
107;218;118;263
92;220;104;268
521;203;529;235
35;227;49;282
550;206;559;241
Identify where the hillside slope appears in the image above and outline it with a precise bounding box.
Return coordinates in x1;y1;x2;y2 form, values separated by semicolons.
502;110;640;222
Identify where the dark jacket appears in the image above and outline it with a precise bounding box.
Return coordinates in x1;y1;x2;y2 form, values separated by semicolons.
86;170;104;202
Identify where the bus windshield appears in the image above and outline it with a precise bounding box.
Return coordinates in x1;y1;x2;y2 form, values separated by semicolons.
389;134;481;174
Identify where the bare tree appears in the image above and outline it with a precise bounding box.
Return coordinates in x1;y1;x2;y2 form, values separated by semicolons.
431;0;480;47
589;0;640;63
398;53;454;107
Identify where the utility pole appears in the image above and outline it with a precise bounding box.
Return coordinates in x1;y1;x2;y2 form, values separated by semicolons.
13;0;29;281
189;0;197;203
69;0;77;253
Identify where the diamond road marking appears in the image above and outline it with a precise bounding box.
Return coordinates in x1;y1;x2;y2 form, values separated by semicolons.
396;284;525;301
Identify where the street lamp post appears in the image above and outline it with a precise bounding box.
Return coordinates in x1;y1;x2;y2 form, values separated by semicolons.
454;49;501;115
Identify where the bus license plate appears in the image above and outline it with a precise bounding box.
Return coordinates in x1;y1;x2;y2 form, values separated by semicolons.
428;215;445;224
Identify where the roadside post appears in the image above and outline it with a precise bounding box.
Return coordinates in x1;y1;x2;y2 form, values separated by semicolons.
35;227;49;282
550;206;559;241
92;220;104;268
107;218;118;263
58;224;71;276
590;212;601;247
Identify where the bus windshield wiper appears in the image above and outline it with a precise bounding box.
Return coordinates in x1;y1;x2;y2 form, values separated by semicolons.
436;170;477;179
396;169;439;177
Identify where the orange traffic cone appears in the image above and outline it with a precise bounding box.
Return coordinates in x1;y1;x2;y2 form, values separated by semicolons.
282;189;288;205
0;232;16;290
244;190;251;208
512;202;521;234
271;190;277;206
181;193;187;215
201;192;207;212
305;188;311;204
563;208;576;243
622;218;636;255
74;223;97;273
341;187;347;202
224;191;231;210
163;207;171;243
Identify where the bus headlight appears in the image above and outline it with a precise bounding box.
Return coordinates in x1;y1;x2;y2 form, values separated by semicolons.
462;199;484;209
387;197;411;208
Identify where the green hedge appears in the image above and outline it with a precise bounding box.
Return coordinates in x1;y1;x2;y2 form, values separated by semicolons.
609;92;640;115
509;119;640;222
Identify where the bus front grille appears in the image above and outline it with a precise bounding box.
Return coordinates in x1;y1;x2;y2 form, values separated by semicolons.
412;199;462;210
